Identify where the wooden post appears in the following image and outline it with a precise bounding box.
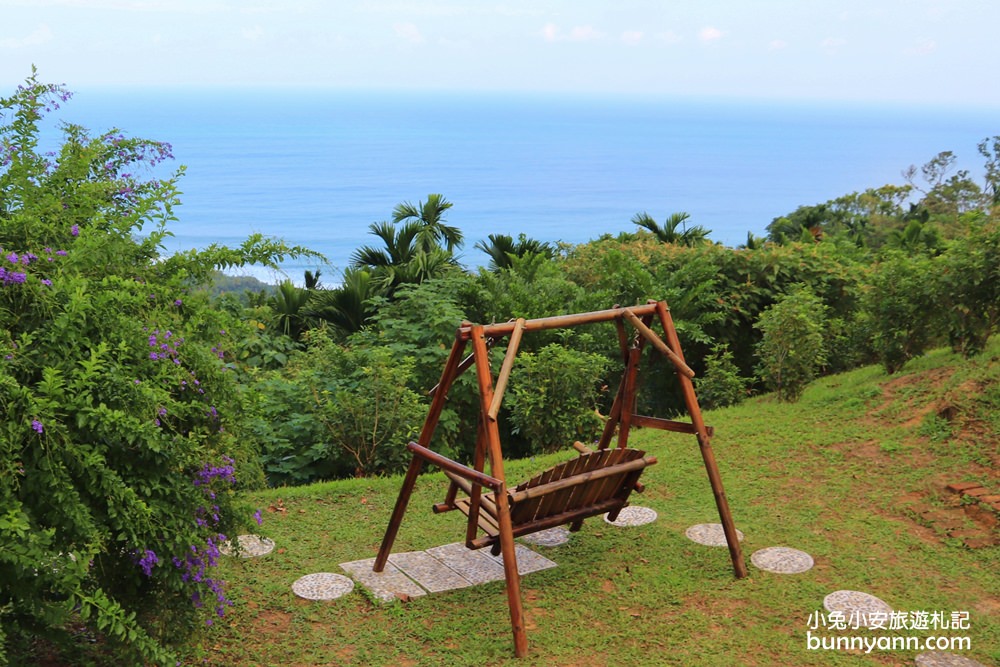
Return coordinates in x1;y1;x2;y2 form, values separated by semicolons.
375;336;467;571
471;325;528;658
488;317;525;421
374;453;423;572
622;308;695;378
617;347;641;450
655;301;748;579
466;416;488;546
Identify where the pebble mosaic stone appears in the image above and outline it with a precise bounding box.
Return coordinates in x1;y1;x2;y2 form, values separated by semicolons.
218;534;275;558
822;590;893;627
291;573;355;601
684;523;744;546
604;506;658;527
750;546;814;574
519;526;571;546
915;651;989;667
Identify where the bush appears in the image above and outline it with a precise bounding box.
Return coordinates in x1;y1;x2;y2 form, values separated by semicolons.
934;215;1000;357
697;343;749;409
0;72;311;666
253;330;424;482
754;286;828;401
863;251;938;373
506;344;610;453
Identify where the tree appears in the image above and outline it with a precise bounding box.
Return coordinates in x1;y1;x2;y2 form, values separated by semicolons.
863;251;938;374
305;267;379;336
351;218;458;296
391;193;463;253
631;211;712;246
267;279;314;339
474;233;555;271
754;286;827;401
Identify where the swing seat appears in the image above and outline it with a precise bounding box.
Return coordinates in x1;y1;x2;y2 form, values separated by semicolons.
424;443;656;551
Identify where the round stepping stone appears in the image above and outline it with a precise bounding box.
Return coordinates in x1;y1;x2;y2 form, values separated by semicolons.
916;651;989;667
520;526;571;546
685;523;744;546
750;546;814;574
292;573;354;600
822;590;892;628
605;506;658;527
219;534;275;558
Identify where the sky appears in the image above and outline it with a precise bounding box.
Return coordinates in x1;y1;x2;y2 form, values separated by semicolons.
1;0;999;107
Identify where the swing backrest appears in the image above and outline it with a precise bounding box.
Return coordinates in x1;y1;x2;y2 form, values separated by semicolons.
508;448;655;529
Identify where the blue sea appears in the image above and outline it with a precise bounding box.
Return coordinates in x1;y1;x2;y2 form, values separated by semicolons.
46;88;998;284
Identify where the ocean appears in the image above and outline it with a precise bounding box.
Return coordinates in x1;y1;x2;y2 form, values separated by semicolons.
43;88;998;284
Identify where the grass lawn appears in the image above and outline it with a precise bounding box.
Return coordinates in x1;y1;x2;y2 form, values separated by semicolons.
182;344;999;666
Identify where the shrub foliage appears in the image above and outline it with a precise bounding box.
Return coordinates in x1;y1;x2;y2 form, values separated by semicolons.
0;72;310;666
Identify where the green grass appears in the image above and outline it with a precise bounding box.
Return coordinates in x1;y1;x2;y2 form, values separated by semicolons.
181;343;1000;666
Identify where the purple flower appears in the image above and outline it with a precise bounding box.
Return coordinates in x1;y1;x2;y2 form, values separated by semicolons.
70;224;79;237
41;279;52;286
173;299;182;306
55;249;67;256
253;509;263;526
31;419;43;433
137;549;159;577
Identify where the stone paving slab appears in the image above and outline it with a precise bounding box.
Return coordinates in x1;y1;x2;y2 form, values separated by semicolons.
488;543;558;575
389;550;474;593
341;543;558;602
426;543;507;585
519;526;571;547
339;558;426;603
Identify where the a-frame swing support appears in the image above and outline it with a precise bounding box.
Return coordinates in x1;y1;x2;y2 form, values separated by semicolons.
373;301;747;658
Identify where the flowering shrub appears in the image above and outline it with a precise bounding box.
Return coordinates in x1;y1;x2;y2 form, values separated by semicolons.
0;72;314;665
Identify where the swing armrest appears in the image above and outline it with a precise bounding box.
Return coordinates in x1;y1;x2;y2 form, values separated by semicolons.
406;441;504;493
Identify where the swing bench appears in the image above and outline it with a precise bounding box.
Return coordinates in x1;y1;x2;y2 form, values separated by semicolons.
374;301;747;658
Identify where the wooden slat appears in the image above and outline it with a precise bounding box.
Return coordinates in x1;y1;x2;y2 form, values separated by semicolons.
469;497;630;549
573;448;628;510
455;498;500;536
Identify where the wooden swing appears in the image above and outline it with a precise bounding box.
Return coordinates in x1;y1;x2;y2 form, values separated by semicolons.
373;301;747;657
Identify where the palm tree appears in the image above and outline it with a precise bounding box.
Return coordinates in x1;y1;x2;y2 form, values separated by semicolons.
474;233;556;271
631;211;711;246
738;231;767;250
392;194;463;253
268;280;313;340
305;268;378;335
351;219;457;295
